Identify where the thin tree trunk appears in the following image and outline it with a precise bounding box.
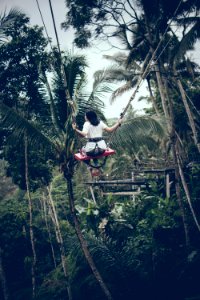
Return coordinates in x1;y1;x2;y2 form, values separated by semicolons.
154;63;171;126
46;186;72;300
24;136;37;299
0;247;9;300
163;72;200;235
171;141;190;247
42;194;57;269
173;69;200;153
142;8;195;246
175;146;200;232
47;185;67;275
64;171;113;300
143;9;191;244
146;76;161;116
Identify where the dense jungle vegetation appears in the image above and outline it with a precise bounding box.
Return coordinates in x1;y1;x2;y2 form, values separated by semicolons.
0;0;200;299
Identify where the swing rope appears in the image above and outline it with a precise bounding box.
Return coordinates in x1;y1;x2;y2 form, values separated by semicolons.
36;0;184;132
36;0;77;124
121;0;183;118
36;0;185;169
48;0;62;56
84;0;184;168
36;0;184;122
35;0;53;51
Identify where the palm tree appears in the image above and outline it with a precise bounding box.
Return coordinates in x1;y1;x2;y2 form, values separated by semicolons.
138;0;200;243
24;136;37;299
171;21;200;153
0;8;22;45
94;47;161;116
0;41;114;298
0;10;115;298
89;0;200;245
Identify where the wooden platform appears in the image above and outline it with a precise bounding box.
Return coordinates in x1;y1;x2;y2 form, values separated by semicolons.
102;191;141;196
86;179;147;185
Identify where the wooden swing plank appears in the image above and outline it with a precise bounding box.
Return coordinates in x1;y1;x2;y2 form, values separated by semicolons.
85;179;147;185
74;148;116;161
102;191;141;196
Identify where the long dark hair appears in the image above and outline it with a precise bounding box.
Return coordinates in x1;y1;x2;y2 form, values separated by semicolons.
85;110;100;126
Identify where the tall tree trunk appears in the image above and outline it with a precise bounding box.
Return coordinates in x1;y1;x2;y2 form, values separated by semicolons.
153;63;171;125
24;136;37;299
170;140;190;247
162;71;200;234
64;165;113;300
46;186;72;300
0;247;9;300
154;62;190;246
142;9;192;245
175;145;200;232
42;193;57;269
146;76;161;117
173;69;200;153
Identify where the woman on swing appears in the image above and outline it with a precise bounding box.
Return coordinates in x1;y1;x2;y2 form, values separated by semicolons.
72;110;122;175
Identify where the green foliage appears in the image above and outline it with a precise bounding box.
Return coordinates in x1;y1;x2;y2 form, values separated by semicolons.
4;142;53;191
0;8;23;45
36;266;69;300
0;13;49;113
0;194;31;299
1;163;200;300
0;2;200;300
110;115;165;158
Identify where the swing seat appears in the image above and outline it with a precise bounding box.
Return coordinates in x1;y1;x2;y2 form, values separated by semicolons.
74;148;116;161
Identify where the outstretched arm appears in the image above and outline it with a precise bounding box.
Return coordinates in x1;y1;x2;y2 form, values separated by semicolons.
72;123;87;137
104;119;122;133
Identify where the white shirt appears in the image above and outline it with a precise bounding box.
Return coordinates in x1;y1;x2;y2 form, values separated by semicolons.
82;121;107;138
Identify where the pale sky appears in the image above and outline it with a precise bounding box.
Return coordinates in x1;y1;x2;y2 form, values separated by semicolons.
1;0;199;118
0;0;152;118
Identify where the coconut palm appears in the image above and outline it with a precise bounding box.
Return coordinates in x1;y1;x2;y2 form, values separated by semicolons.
90;0;200;245
0;36;115;298
137;0;200;244
0;9;116;297
0;8;23;45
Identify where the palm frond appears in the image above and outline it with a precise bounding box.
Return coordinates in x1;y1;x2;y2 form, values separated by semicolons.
75;73;110;126
95;67;136;82
49;52;88;130
127;116;166;137
63;54;88;99
111;25;132;49
0;103;58;153
73;73;87;100
111;131;159;154
110;81;133;103
127;25;150;66
174;21;200;63
103;53;128;65
40;70;66;139
0;8;22;28
0;8;23;44
109;116;166;153
86;68;115;109
94;51;147;106
175;16;200;27
109;73;140;103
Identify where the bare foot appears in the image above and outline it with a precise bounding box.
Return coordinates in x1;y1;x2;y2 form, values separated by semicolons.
91;168;101;177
